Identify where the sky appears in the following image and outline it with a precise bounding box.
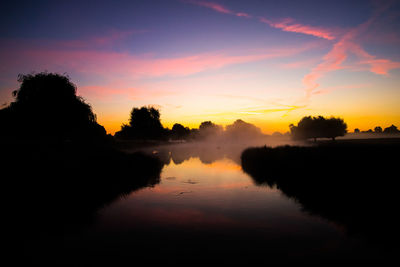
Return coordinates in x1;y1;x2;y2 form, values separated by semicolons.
1;0;400;134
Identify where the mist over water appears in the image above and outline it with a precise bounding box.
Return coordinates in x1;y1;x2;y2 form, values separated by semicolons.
14;134;399;264
123;134;303;163
81;137;398;265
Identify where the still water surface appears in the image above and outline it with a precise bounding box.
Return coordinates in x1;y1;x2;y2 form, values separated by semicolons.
65;143;389;264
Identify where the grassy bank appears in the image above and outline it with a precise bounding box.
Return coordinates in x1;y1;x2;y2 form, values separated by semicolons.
241;138;400;246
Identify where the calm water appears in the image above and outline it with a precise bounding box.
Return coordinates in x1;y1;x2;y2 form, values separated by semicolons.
53;143;392;264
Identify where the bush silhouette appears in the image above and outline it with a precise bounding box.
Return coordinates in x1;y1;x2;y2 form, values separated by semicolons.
0;72;106;141
290;116;347;141
115;106;167;140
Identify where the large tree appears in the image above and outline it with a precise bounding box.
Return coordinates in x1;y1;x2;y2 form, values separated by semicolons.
170;123;191;140
383;125;399;134
290;116;347;141
198;121;223;139
115;106;166;140
225;119;263;139
0;72;106;140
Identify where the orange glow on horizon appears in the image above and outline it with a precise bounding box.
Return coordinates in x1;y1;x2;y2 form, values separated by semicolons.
98;112;400;136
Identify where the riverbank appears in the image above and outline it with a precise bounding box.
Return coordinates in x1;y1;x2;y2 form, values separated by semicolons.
241;137;400;247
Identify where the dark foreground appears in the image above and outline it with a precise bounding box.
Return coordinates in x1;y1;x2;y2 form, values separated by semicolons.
3;139;163;265
242;138;400;249
4;138;400;265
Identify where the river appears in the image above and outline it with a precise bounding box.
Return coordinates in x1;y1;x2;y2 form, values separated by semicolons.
51;142;392;264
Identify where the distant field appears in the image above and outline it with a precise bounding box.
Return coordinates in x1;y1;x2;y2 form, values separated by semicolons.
338;132;400;140
320;136;400;145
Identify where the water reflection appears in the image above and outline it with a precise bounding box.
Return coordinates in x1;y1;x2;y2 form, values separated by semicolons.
148;142;257;165
80;142;396;264
123;135;298;166
14;140;399;264
93;157;345;264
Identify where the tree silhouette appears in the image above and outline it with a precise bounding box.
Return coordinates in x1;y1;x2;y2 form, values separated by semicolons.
290;116;347;141
354;128;360;133
374;126;383;133
225;119;263;139
0;72;106;141
324;117;347;140
383;124;400;134
170;123;191;140
198;121;223;139
115;106;166;140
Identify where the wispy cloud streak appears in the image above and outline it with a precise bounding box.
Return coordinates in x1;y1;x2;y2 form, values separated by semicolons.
260;18;336;40
185;1;336;39
302;5;400;100
187;0;232;14
183;0;251;18
0;40;313;79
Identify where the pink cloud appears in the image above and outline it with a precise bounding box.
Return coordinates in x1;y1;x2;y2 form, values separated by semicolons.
186;1;338;39
184;0;232;14
1;41;314;79
59;29;143;49
302;37;349;97
366;59;400;75
0;30;143;53
301;14;400;100
78;83;181;101
260;17;336;40
78;85;130;98
184;0;251;18
0;39;317;108
136;51;290;77
314;83;371;96
349;42;400;75
236;12;252;18
280;58;319;69
136;42;318;77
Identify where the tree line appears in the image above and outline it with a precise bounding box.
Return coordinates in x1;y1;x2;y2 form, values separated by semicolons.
0;73;266;142
0;73;398;143
354;125;400;134
114;106;265;141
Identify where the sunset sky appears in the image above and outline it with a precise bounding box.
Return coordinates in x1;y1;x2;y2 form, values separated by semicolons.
1;0;399;134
